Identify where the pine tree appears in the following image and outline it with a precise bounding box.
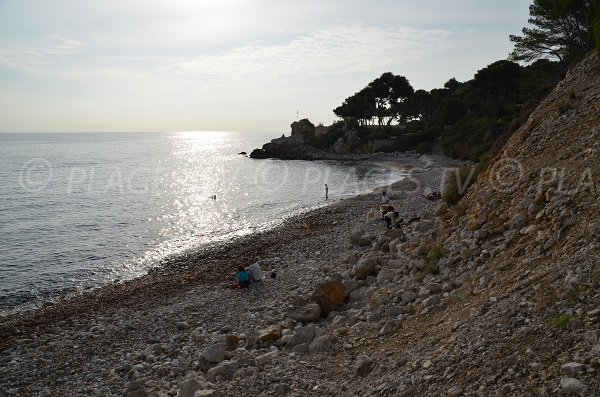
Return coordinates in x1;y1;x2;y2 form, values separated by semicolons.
509;0;597;64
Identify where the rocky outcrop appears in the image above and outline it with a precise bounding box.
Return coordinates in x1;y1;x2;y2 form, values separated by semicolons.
250;119;371;159
249;133;305;159
249;119;318;159
290;118;315;138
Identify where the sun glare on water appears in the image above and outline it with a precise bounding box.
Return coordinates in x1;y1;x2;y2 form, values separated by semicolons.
175;130;233;141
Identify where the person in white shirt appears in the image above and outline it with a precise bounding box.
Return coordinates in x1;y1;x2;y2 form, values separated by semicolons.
381;191;389;204
247;261;263;282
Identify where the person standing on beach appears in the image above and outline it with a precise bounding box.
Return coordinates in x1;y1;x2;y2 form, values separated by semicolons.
325;184;329;200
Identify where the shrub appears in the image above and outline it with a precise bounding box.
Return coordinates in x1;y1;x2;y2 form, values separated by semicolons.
431;244;445;261
558;100;574;114
567;284;586;302
551;314;572;330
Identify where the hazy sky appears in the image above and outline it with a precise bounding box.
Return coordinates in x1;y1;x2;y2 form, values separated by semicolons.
0;0;531;133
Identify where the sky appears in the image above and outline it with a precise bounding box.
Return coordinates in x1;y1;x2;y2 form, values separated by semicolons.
0;0;532;133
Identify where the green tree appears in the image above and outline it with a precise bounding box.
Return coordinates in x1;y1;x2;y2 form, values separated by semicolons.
333;72;414;127
443;77;462;92
510;0;597;64
368;72;414;127
334;87;376;126
468;60;523;115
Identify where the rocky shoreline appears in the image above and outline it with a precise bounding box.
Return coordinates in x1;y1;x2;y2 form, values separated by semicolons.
0;156;452;397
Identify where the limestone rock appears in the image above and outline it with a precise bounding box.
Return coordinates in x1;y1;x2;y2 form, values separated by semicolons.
286;300;322;322
401;291;418;305
193;390;216;397
309;336;332;353
255;351;278;366
288;325;316;347
353;355;374;377
258;324;281;343
290;118;315;137
353;257;380;280
560;378;587;396
350;228;366;245
447;385;463;396
177;372;205;397
310;280;349;316
203;343;225;364
562;362;586;377
422;295;440;308
206;360;239;381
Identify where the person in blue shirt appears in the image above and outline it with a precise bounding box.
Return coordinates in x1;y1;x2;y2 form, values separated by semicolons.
230;265;250;289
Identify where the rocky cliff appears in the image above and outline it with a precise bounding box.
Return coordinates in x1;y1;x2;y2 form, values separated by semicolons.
358;49;600;396
251;52;600;395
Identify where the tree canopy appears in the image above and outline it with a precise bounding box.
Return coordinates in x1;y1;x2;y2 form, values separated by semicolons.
509;0;598;64
326;58;563;161
333;72;414;127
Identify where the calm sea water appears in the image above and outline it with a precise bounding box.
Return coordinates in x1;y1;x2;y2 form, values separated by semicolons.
0;132;404;315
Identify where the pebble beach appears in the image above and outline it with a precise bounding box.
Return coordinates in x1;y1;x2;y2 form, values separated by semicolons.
0;155;456;397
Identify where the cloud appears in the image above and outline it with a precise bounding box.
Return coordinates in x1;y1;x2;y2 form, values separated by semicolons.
166;25;454;83
0;34;87;71
0;24;454;95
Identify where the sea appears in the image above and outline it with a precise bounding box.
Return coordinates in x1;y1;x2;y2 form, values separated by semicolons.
0;131;405;316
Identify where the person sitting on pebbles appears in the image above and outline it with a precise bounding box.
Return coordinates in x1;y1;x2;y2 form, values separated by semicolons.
384;210;400;229
380;204;394;220
247;260;263;283
229;265;251;289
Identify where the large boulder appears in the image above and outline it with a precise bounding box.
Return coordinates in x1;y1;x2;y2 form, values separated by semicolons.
353;256;381;280
310;280;349;316
286;299;322;322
